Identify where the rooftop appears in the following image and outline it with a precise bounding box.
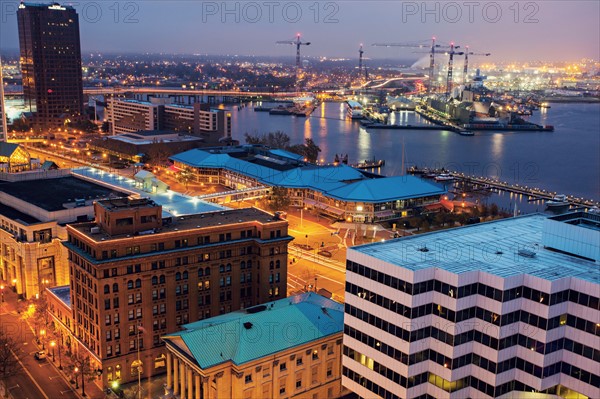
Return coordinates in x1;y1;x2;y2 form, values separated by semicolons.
163;293;344;369
0;202;42;225
72;167;227;217
109;131;202;146
70;206;287;241
351;214;600;284
0;176;127;212
47;285;71;308
171;146;445;203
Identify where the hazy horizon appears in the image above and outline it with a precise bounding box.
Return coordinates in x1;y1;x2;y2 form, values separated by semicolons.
0;1;598;62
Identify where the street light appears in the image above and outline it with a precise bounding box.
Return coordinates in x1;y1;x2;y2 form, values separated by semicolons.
0;285;4;303
50;341;56;362
74;367;79;389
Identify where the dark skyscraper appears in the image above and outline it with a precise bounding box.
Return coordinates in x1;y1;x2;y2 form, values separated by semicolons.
17;2;84;128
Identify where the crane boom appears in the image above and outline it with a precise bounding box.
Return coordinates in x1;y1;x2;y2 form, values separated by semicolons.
276;34;311;89
462;46;491;84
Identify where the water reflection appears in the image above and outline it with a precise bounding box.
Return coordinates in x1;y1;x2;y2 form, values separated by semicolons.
491;133;504;159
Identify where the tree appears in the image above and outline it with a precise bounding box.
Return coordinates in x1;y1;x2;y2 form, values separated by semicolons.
146;143;171;167
490;203;499;217
267;187;291;212
0;328;20;382
302;138;321;163
177;166;194;189
68;353;97;397
9;118;30;133
435;211;450;227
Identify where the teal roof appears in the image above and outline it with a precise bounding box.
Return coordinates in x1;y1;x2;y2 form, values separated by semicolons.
268;148;305;161
171;147;445;203
164;293;343;369
0;142;19;157
351;214;600;284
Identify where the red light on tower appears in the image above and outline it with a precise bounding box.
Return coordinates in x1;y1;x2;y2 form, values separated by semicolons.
48;89;53;93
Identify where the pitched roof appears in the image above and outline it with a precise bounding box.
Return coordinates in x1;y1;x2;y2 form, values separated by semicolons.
0;142;20;158
163;293;344;369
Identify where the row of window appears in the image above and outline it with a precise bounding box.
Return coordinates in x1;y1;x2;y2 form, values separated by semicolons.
346;260;600;310
345;303;599;352
344;324;600;368
346;284;599;334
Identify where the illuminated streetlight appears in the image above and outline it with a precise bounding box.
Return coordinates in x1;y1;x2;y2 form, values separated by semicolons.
50;341;56;362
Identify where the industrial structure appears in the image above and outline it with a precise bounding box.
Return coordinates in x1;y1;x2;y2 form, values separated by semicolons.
277;34;311;88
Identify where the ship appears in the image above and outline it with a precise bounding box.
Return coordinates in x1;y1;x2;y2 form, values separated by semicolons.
546;194;570;208
346;100;364;119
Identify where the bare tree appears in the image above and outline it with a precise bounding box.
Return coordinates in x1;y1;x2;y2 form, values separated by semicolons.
0;328;21;384
68;353;98;397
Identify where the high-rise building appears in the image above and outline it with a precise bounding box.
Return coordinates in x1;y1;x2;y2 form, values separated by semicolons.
59;197;292;386
0;55;7;142
343;213;599;399
17;2;84;128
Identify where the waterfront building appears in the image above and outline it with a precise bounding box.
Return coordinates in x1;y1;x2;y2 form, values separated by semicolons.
0;55;7;142
107;98;233;144
0;174;126;298
170;145;445;223
17;2;84;128
343;212;600;399
162;292;347;399
60;197;292;386
88;130;204;164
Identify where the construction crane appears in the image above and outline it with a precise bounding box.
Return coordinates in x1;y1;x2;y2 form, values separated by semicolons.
373;37;442;94
276;34;311;87
445;42;464;98
462;46;491;84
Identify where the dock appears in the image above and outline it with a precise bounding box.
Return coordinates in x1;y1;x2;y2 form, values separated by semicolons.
351;158;386;169
408;167;599;209
414;107;473;135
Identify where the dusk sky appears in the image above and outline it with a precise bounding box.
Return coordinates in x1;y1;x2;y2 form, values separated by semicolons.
1;1;599;62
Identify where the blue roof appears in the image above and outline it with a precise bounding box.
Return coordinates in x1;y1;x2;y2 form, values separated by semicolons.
48;286;71;308
268;148;305;161
71;167;228;217
351;214;600;284
163;293;344;368
171;148;445;203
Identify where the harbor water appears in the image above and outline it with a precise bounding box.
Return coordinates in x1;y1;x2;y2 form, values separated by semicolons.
229;102;599;212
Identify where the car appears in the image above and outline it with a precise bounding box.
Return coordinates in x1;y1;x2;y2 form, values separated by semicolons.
274;211;287;220
34;350;47;360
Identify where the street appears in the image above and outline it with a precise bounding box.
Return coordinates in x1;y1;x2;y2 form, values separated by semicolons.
0;288;80;399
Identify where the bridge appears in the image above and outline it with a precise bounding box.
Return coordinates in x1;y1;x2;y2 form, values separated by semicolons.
5;87;302;100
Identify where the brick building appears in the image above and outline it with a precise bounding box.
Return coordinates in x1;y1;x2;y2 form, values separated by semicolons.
61;197;292;387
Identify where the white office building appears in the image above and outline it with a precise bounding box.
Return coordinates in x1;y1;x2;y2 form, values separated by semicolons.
343;212;599;399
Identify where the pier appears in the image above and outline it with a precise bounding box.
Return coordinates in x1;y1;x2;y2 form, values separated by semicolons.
408;167;599;208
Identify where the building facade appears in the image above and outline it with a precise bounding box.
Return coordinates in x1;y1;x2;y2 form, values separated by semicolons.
17;2;84;128
162;293;347;399
171;146;445;223
108;98;232;144
0;173;125;299
0;55;7;142
343;213;599;399
62;198;292;386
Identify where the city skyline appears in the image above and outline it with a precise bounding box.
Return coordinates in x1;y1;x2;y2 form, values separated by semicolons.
0;1;598;62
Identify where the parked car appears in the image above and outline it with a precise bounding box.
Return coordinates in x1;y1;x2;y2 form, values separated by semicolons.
34;350;47;360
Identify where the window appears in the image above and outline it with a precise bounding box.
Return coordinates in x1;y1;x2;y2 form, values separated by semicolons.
279;379;286;395
135;279;141;288
176;272;181;281
104;284;110;294
113;283;119;293
105;314;111;325
245;374;252;384
296;357;303;366
183;271;188;280
280;362;287;371
312;350;319;360
127;280;133;289
326;362;333;378
152;276;158;285
295;378;302;389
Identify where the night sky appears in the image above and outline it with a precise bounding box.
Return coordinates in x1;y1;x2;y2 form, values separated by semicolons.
0;1;598;61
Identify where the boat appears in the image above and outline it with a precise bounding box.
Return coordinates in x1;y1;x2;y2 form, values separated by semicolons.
346;100;363;119
546;194;570;208
434;173;455;182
